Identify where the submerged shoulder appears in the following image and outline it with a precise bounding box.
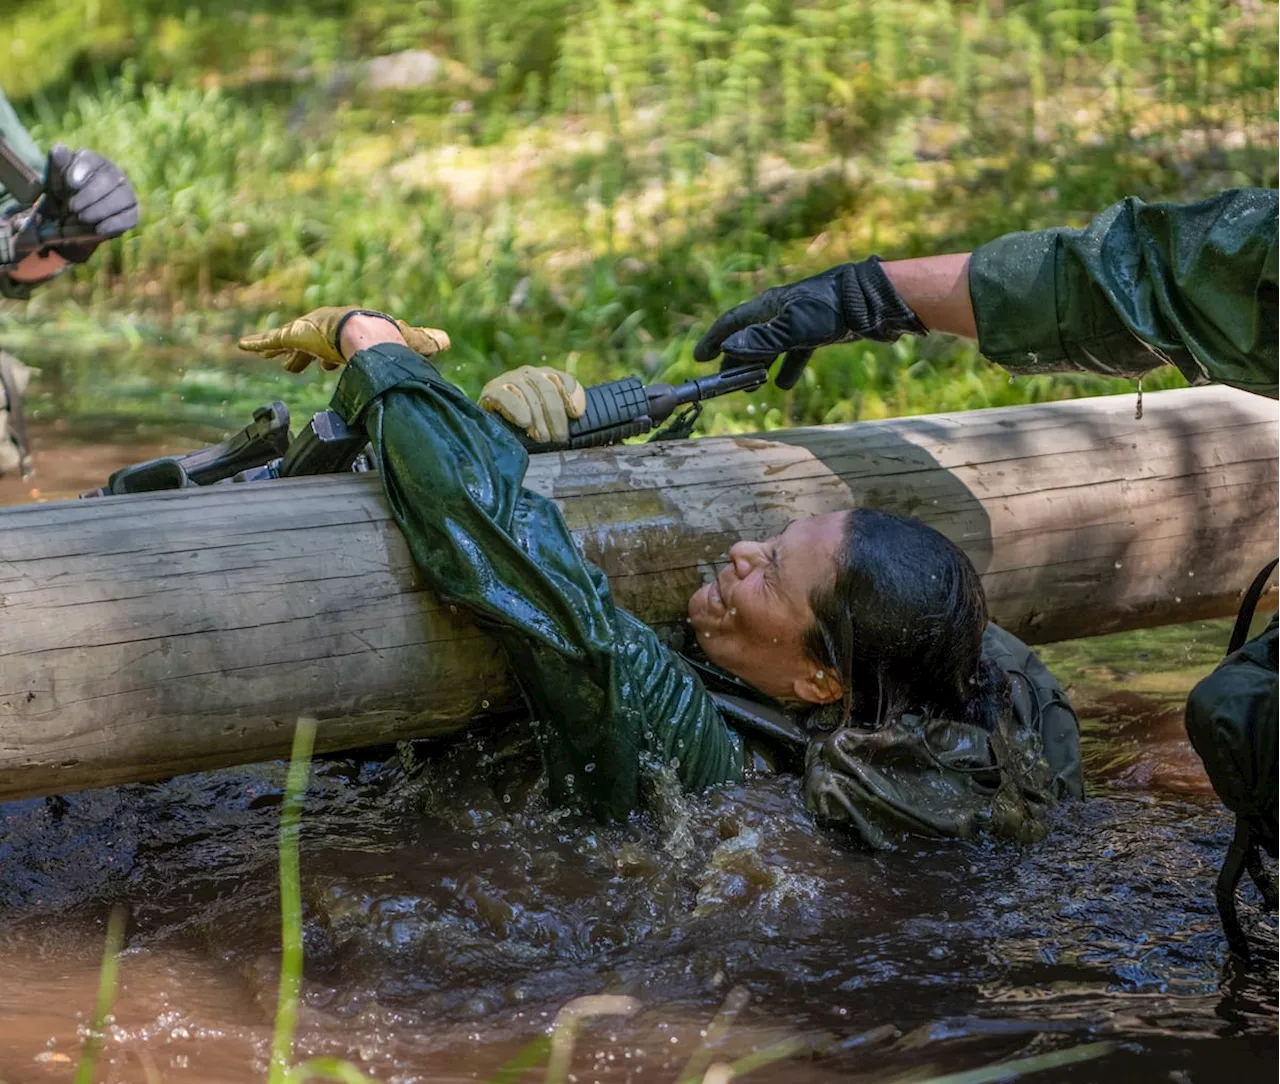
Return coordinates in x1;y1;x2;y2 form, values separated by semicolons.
982;623;1085;802
613;610;745;792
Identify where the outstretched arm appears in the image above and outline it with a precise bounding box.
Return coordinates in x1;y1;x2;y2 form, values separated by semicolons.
696;189;1278;398
242;311;743;816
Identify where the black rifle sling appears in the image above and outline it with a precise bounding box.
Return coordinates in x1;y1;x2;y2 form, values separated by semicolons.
679;651;809;765
1227;558;1278;656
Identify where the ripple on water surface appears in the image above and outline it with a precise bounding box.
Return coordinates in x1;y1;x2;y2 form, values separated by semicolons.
0;669;1275;1081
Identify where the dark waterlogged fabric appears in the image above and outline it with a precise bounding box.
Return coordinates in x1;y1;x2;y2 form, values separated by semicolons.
804;625;1083;849
969;188;1279;397
1185;616;1278;857
333;344;1081;840
332;344;743;820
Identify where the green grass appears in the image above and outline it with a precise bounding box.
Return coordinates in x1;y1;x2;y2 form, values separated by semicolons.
1;1;1274;436
73;906;126;1084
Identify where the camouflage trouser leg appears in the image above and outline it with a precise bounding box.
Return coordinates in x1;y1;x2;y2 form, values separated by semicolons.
0;349;33;478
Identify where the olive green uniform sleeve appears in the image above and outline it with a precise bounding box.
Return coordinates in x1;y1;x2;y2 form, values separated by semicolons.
331;344;742;819
969;189;1279;397
0;86;44;215
0;87;46;299
802;624;1081;849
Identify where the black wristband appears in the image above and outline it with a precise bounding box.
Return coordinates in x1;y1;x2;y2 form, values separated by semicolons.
332;309;400;354
839;257;929;342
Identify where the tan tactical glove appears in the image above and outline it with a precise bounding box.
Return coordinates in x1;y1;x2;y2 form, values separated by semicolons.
237;306;450;373
479;366;587;445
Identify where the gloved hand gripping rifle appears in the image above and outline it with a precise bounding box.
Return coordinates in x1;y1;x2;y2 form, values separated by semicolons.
82;365;769;497
0;137;99;269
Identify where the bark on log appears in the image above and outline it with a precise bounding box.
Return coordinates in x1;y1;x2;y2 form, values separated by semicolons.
0;386;1274;801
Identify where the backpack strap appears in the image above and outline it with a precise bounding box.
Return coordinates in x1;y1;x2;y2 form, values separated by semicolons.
1227;558;1278;656
1216;817;1253;959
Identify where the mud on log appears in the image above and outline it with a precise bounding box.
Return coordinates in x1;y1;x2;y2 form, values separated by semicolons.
0;386;1275;800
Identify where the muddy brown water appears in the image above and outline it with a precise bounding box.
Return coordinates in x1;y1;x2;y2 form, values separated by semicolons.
0;438;1275;1083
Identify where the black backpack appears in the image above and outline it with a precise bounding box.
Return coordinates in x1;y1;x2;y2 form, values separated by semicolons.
1184;560;1279;959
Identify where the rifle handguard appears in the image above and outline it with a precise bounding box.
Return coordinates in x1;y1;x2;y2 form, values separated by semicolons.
521;376;652;453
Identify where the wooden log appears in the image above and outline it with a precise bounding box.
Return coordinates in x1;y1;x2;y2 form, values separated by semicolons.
0;386;1274;801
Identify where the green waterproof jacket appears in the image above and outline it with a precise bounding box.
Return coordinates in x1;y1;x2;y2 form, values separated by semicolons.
332;343;1082;843
969;188;1279;398
0;85;46;299
0;86;44;216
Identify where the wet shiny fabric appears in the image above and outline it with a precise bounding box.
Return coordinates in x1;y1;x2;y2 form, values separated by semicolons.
804;625;1084;850
332;344;743;821
969;188;1279;397
332;345;1081;843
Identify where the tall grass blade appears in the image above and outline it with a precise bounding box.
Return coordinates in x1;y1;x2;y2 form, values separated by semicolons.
73;905;127;1084
676;985;751;1084
545;994;640;1084
485;1033;553;1084
899;1040;1116;1084
269;716;318;1084
285;1057;379;1084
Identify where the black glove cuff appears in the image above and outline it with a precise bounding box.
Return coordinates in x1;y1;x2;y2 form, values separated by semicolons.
838;257;929;343
332;309;399;353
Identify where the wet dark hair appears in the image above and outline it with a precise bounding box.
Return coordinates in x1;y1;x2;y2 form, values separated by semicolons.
803;508;1009;730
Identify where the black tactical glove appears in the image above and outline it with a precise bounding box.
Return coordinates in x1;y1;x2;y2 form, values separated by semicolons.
41;144;139;262
693;257;927;389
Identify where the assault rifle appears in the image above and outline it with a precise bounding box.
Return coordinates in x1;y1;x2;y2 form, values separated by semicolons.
82;364;769;498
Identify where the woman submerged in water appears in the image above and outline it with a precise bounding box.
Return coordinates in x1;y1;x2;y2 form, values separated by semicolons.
239;307;1083;849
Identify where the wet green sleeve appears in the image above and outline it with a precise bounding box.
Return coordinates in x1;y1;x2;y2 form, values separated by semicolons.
969;188;1278;397
0;88;44;215
331;344;741;817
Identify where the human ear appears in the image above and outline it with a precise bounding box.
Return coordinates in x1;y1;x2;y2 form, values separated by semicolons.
793;669;843;705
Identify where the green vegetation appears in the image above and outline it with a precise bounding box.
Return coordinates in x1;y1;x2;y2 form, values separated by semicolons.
73;906;126;1084
1;1;1275;435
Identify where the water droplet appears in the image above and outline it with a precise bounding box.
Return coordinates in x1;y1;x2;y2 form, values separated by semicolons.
702;631;711;639
1114;561;1122;569
1175;596;1182;603
481;699;490;709
815;670;824;679
1188;570;1195;577
728;607;737;616
584;761;596;773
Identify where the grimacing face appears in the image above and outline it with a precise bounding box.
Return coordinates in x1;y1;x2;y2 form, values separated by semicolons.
687;511;850;704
